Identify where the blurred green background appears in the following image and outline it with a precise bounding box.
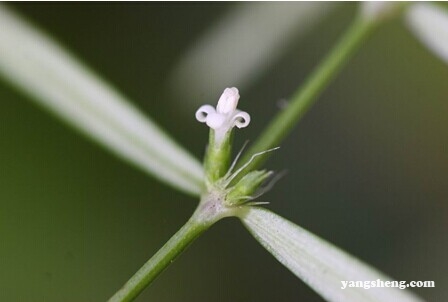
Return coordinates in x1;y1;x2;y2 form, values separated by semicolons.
0;3;447;301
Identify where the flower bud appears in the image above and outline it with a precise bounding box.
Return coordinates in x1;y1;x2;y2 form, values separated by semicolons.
226;170;272;205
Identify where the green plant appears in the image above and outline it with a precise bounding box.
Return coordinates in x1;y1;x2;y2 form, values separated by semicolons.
1;2;446;302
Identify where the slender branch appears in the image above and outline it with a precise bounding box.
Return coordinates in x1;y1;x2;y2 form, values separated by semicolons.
108;216;210;302
238;17;377;175
108;195;231;302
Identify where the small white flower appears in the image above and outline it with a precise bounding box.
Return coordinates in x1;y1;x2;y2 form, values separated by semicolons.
195;87;250;145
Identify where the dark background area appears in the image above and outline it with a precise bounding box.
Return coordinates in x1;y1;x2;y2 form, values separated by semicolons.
0;3;446;301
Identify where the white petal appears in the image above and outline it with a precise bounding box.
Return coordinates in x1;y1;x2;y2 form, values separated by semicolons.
240;207;424;302
406;3;448;64
232;111;251;129
0;5;204;195
205;112;226;130
217;87;240;114
195;105;216;123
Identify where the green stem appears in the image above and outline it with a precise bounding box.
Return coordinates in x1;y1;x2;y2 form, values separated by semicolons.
238;17;377;174
108;215;211;302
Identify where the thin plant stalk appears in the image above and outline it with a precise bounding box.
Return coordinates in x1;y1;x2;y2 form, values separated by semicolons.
237;17;377;175
108;215;211;302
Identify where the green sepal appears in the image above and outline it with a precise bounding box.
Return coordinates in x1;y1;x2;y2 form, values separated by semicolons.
204;130;232;184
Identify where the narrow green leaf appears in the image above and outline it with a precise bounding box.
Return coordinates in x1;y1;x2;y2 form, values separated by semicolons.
406;3;448;64
240;207;424;302
0;5;203;195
